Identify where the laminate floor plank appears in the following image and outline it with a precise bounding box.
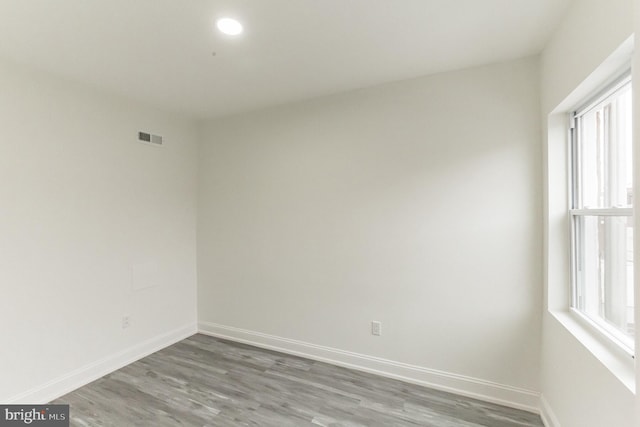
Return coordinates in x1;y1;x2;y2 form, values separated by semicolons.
54;334;543;427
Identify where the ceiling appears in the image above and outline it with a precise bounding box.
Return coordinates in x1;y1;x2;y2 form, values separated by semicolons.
0;0;572;119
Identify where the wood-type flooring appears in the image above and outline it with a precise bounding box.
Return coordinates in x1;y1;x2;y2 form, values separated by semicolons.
55;334;544;427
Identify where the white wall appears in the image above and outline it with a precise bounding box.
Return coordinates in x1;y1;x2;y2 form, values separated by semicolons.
0;60;198;402
540;0;638;426
198;57;543;408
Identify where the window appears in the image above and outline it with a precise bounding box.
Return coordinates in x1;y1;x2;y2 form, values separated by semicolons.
570;74;634;353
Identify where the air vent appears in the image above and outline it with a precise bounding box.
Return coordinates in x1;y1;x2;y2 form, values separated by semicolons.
137;131;164;147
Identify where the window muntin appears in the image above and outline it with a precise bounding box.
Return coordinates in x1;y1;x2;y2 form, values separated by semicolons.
571;75;634;352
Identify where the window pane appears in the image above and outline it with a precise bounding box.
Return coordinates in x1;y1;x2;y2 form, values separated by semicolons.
576;84;632;209
575;215;634;338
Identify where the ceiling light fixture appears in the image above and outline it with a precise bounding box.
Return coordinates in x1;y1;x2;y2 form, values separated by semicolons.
216;18;243;36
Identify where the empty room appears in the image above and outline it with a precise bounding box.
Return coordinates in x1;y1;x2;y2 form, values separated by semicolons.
1;1;639;426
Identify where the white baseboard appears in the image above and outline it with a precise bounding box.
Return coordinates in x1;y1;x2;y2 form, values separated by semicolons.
6;322;197;404
539;395;561;427
198;321;541;413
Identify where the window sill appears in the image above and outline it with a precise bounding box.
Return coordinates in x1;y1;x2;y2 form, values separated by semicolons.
549;309;635;393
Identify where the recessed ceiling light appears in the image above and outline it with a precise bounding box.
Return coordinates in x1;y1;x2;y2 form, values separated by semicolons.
216;18;243;36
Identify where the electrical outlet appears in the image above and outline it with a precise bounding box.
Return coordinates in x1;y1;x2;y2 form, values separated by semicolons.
122;316;131;329
371;321;382;336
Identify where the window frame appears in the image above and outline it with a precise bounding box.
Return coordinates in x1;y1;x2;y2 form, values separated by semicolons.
569;71;635;356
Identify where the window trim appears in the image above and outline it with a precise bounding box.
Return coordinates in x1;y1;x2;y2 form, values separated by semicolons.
568;71;635;357
574;73;632;117
570;308;634;357
545;35;635;391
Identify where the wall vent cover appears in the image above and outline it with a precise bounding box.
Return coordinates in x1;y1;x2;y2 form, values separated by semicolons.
138;131;164;147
